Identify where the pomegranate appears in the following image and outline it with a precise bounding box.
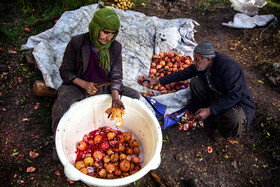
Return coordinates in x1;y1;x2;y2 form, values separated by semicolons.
119;160;130;172
75;161;85;170
77;141;87;151
106;163;116;173
84;157;94;166
150;68;156;74
94;135;102;144
123;131;132;142
166;51;175;58
129;139;139;148
132;156;140;164
133;147;141;156
93;151;103;161
80;167;89;174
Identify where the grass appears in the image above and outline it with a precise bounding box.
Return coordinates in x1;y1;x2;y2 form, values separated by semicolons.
195;0;231;12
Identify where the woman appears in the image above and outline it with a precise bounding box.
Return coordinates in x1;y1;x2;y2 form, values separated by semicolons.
52;6;139;135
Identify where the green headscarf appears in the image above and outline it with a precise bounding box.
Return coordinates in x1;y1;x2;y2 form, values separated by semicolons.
88;6;120;73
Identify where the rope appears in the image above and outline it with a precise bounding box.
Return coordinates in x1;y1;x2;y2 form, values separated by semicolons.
259;17;278;39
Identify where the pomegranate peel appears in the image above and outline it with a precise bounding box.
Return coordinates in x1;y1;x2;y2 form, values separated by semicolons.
105;107;125;127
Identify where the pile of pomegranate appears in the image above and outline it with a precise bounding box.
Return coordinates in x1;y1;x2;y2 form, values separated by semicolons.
74;126;141;179
138;51;193;97
176;110;204;131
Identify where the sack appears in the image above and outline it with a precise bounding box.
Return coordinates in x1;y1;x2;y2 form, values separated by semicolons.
162;105;190;130
145;97;167;120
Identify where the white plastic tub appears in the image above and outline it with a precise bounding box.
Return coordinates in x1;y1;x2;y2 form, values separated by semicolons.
55;94;163;186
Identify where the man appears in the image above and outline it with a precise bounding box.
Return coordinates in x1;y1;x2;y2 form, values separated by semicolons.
150;41;255;141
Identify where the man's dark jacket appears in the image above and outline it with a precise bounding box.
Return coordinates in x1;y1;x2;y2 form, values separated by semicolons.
59;32;123;91
159;52;255;127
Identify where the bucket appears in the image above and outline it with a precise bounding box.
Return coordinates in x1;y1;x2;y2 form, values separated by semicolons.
55;94;163;186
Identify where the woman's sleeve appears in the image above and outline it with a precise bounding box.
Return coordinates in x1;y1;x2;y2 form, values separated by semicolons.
108;42;122;91
59;38;79;84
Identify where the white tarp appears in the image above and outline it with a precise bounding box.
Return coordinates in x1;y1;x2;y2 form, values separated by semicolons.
230;0;267;16
222;13;276;28
224;0;275;29
21;4;199;114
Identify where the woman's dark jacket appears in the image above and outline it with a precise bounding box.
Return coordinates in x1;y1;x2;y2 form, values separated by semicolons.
59;32;122;91
159;52;255;127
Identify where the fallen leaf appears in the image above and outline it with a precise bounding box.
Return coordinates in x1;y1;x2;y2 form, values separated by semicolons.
227;139;234;144
207;146;213;154
26;158;33;163
257;80;264;84
8;50;17;54
25;28;31;33
12;152;19;156
22;118;30;122
34;102;40;110
29;150;39;158
67;178;75;184
26;166;36;173
17;77;23;84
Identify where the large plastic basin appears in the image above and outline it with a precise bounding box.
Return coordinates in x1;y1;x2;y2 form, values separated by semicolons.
55;94;163;186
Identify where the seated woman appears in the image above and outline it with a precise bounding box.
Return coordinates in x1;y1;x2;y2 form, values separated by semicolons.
52;6;139;135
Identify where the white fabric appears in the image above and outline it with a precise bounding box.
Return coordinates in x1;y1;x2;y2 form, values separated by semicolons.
21;4;199;114
222;13;275;28
230;0;267;16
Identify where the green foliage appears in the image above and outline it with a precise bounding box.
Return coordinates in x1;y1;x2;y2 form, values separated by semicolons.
269;0;280;3
195;0;231;12
17;0;95;14
260;0;280;18
132;0;148;8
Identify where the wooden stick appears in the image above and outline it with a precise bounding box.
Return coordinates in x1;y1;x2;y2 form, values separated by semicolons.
29;16;60;28
151;172;167;187
33;80;57;98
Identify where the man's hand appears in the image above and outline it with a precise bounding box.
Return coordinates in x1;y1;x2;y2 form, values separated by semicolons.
148;78;159;85
194;107;212;121
112;99;125;109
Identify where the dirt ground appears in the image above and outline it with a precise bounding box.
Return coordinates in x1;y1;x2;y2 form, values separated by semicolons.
1;0;280;186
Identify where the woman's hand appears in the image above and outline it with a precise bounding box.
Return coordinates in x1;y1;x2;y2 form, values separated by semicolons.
84;82;98;95
111;89;124;109
112;99;125;109
72;78;98;95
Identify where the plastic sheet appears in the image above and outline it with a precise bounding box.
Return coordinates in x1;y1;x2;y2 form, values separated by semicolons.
230;0;267;16
222;13;276;28
21;4;198;115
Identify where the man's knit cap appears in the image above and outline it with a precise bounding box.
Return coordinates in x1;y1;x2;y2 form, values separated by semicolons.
194;41;215;55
